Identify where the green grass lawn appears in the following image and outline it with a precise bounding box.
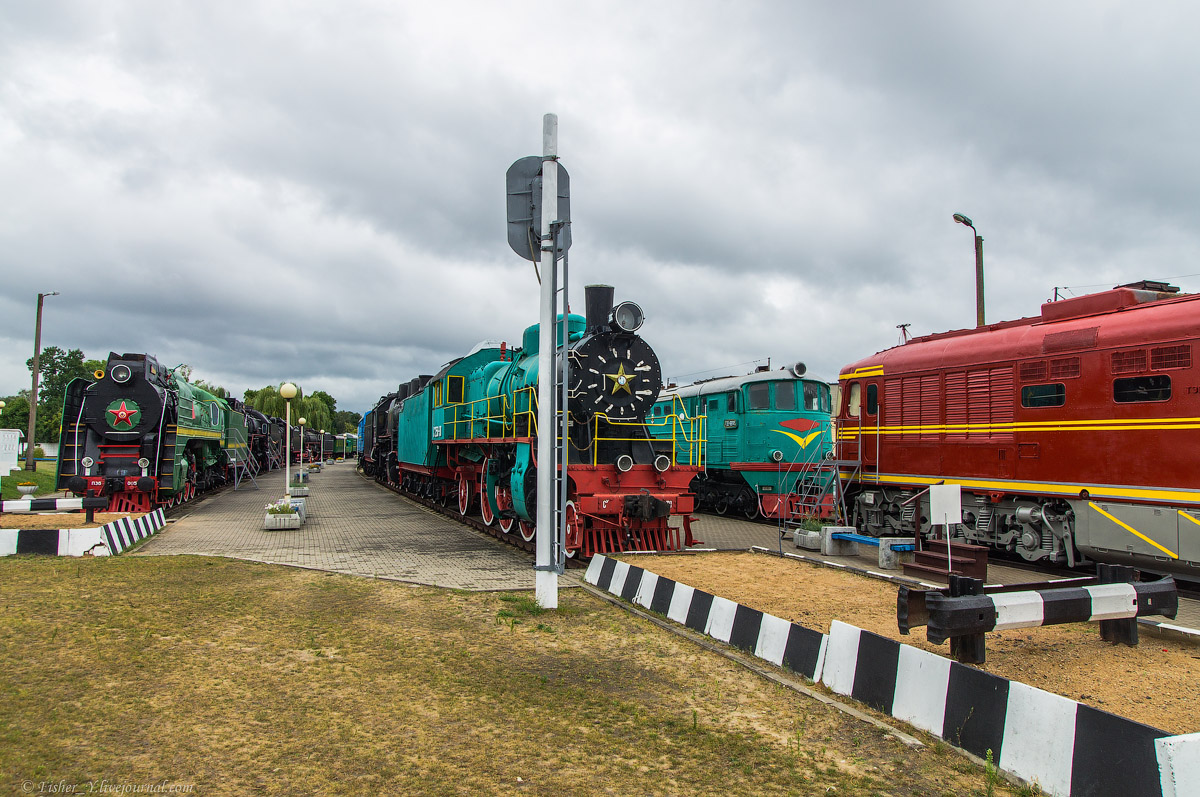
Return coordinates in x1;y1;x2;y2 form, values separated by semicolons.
0;556;1024;796
1;461;58;500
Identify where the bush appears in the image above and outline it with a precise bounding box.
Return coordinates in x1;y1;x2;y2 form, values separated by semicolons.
33;445;45;459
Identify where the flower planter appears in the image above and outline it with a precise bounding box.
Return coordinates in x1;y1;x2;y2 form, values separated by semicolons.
287;497;307;521
264;513;301;530
289;485;310;497
16;485;37;496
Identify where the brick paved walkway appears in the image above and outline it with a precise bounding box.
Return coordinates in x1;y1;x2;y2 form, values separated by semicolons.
136;461;535;591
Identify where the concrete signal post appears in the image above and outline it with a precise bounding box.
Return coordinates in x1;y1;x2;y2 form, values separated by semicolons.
507;113;573;610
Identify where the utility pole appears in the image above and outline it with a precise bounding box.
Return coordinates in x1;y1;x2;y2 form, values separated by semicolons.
26;291;59;470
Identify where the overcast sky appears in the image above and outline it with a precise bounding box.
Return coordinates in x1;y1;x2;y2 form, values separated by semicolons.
2;1;1198;414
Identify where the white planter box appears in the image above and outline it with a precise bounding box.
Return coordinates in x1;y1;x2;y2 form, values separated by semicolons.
289;485;309;497
287;497;307;521
264;513;302;530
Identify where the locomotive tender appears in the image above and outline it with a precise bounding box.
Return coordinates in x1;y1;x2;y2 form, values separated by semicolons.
56;352;253;512
837;280;1200;577
652;365;835;520
362;285;701;557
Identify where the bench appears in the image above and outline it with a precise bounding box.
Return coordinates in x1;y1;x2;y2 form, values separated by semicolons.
820;528;916;570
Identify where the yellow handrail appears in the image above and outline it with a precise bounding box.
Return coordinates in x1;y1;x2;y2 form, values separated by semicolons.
435;386;706;467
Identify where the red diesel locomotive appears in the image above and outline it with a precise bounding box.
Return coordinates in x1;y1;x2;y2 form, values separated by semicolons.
836;280;1200;577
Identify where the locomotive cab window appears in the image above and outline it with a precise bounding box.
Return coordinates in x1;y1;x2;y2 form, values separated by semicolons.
866;384;878;416
804;382;830;412
748;382;770;410
1021;383;1066;408
447;375;464;404
846;382;861;418
726;393;738;413
1114;374;1171;403
708;398;719;413
774;383;796;410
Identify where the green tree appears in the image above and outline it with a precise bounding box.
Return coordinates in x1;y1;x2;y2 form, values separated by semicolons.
332;410;362;435
25;346;91;442
244;384;332;431
0;395;29;434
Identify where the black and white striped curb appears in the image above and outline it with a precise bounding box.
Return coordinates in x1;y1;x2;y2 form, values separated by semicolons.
0;508;166;557
584;554;826;679
584;554;1200;797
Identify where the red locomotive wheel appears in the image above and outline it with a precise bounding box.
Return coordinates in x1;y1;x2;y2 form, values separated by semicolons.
496;481;515;533
479;464;495;526
563;500;581;558
457;473;473;517
518;520;535;542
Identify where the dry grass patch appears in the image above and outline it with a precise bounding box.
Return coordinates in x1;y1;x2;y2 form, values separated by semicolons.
1;555;1027;795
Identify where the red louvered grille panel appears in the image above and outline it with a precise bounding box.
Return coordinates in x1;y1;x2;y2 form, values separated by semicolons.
967;371;991;439
1019;361;1047;382
902;377;923;440
1151;345;1191;370
884;378;902;437
1111;350;1146;374
1049;357;1080;379
920;375;941;441
945;372;967;440
989;367;1014;441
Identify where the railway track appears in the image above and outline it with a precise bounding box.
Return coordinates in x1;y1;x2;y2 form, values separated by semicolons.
359;468;587;569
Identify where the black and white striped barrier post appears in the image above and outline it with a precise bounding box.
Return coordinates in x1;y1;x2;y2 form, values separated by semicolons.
0;496;108;513
900;568;1178;664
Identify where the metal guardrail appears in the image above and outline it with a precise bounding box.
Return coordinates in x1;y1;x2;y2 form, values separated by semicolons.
898;565;1178;663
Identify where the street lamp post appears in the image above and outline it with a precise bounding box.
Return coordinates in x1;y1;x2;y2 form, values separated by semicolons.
0;400;5;494
280;383;297;495
26;291;60;470
320;429;325;464
952;214;985;327
298;417;307;465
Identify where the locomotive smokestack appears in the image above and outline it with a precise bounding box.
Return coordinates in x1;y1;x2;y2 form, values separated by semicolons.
585;284;615;334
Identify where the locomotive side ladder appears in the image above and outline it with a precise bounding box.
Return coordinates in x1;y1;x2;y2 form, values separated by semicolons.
57;379;91;480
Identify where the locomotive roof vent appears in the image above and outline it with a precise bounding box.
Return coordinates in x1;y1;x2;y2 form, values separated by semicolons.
1116;280;1179;293
1041;281;1184;323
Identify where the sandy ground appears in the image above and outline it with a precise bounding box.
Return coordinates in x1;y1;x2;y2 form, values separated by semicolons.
0;512;137;528
625;551;1200;736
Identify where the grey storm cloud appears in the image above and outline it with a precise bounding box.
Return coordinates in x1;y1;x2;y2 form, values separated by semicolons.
2;0;1199;413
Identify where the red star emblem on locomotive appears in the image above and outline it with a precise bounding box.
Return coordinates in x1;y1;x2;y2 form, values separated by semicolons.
106;400;140;429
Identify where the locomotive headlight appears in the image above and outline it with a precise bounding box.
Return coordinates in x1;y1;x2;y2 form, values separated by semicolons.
771;449;784;462
616;454;634;473
81;456;94;474
110;364;132;383
653;455;671;472
138;457;150;469
611;301;644;333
